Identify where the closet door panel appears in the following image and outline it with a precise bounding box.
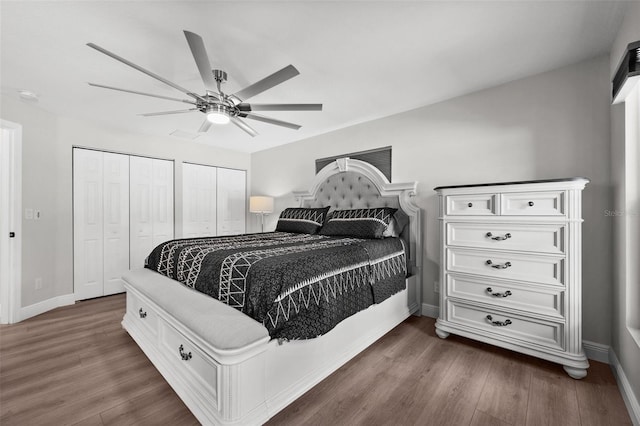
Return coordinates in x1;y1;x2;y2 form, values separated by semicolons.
182;163;198;238
73;149;104;300
103;152;129;295
217;168;246;236
152;159;174;246
201;166;216;237
130;156;154;269
183;163;217;238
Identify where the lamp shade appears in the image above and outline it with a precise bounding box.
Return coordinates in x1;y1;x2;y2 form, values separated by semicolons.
249;196;274;214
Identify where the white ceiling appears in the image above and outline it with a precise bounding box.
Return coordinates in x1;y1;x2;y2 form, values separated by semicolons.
0;1;627;153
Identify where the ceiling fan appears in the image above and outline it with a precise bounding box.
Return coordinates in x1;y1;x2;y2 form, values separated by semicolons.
87;30;322;137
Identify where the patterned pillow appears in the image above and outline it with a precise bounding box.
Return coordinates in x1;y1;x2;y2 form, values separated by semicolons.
320;207;398;239
275;207;330;234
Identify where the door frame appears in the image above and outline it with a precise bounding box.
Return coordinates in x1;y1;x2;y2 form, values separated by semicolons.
0;119;22;324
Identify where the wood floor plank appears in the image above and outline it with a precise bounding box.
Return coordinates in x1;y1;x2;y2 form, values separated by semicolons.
0;295;632;426
574;361;632;426
476;348;532;426
471;409;514;426
526;366;581;426
410;339;497;426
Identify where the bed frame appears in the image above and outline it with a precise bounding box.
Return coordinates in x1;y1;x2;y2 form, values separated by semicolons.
122;158;422;425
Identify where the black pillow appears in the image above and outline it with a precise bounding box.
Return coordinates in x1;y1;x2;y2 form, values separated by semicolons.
320;207;398;239
275;207;330;234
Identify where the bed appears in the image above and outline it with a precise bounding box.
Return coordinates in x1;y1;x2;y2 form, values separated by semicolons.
121;158;422;425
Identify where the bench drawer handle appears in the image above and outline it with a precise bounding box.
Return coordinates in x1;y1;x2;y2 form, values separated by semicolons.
138;308;147;319
179;344;192;361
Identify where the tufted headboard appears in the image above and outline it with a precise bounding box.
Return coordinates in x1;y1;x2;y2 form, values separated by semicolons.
293;158;421;278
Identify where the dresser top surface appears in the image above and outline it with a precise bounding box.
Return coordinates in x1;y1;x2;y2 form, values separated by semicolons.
434;177;589;191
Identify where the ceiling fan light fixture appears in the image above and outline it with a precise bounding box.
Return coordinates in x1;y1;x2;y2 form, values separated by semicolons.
206;104;230;125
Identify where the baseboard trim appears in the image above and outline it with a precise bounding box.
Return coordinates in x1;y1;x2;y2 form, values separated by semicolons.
609;349;640;426
421;303;439;318
583;340;610;364
20;294;75;322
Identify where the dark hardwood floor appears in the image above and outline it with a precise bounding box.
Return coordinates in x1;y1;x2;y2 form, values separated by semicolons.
0;294;631;425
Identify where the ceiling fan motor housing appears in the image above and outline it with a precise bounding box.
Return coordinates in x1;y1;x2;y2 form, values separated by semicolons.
213;69;227;83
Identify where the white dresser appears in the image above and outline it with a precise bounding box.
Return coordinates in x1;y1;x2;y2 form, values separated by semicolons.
434;178;590;379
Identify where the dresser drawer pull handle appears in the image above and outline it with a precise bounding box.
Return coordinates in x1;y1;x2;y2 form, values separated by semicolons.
528;201;535;207
138;308;147;319
468;202;473;208
486;260;512;269
486;315;512;327
178;344;192;361
486;287;512;298
486;232;511;241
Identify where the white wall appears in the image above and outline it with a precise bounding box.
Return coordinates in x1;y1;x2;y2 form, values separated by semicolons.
609;0;640;412
0;94;250;308
251;55;613;345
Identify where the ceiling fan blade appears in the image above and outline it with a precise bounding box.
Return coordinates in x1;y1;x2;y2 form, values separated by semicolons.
139;109;197;117
242;113;301;130
232;65;299;102
238;103;323;112
183;31;217;92
88;83;197;105
198;119;212;133
87;42;206;102
230;116;258;137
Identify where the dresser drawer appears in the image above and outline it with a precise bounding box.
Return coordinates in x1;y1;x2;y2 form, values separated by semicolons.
126;290;159;336
445;194;497;216
447;301;564;351
446;248;565;286
501;191;565;216
446;274;564;319
447;222;565;254
159;321;219;405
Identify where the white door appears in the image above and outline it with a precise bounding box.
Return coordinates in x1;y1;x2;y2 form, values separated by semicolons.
183;163;217;238
73;149;104;300
217;168;246;236
152;159;174;246
0;121;21;324
103;152;129;295
130;156;174;269
130;156;153;269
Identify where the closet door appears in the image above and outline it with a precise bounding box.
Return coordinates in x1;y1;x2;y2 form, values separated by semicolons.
102;152;129;295
130;156;153;269
151;159;174;246
130;156;174;269
183;163;217;238
73;149;104;300
217;168;246;236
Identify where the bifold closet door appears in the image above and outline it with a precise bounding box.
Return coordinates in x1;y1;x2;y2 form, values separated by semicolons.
130;156;174;269
102;152;129;295
73;149;104;300
217;168;246;236
74;150;129;299
182;163;217;238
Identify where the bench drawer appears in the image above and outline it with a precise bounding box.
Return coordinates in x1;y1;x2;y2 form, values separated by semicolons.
159;321;219;406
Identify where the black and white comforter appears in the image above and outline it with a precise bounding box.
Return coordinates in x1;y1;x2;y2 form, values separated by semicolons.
144;232;407;340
